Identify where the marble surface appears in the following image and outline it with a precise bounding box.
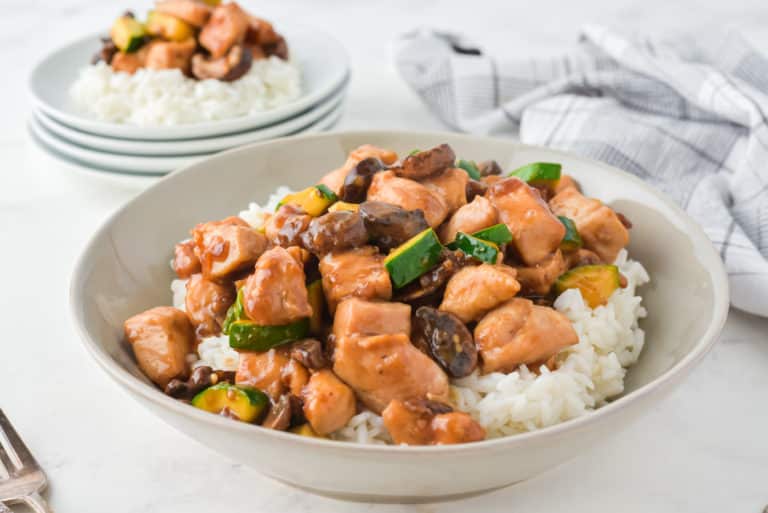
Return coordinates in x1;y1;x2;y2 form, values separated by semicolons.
2;0;768;511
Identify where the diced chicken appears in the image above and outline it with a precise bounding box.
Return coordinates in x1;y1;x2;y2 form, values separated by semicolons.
242;246;312;325
144;38;197;74
264;204;312;247
184;274;235;338
382;400;485;445
111;47;148;74
319;247;392;313
333;333;449;413
192;216;268;282
554;174;579;194
333;298;411;339
155;0;211;27
172;240;201;279
245;15;280;45
301;369;356;435
199;2;250;59
367;170;449;228
421;168;468;214
514;250;567;296
395;144;455;180
439;264;520;323
438;195;498;243
318;144;399;195
475;298;578;374
124;307;194;388
486;177;565;266
236;349;309;401
549;188;630;263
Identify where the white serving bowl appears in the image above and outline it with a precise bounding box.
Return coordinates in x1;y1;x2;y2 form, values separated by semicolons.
70;131;729;502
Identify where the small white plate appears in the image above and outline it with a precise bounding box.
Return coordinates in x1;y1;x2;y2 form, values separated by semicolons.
29;24;349;140
34;82;347;156
29;101;344;175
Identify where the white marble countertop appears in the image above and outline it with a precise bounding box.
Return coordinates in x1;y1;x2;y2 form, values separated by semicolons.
2;0;767;511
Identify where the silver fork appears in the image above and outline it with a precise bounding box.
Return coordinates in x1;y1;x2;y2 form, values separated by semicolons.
0;410;51;512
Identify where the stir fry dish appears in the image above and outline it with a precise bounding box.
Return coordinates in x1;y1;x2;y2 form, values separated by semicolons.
123;143;634;445
93;0;287;81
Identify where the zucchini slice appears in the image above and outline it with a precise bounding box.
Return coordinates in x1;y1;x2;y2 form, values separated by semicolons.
471;223;513;245
384;228;443;288
110;16;147;52
448;232;499;264
221;287;245;335
456;159;482;180
509;162;562;188
277;185;338;216
558;216;583;252
191;383;268;423
327;201;359;213
307;280;325;336
145;10;194;42
228;318;310;351
290;423;324;438
554;264;620;308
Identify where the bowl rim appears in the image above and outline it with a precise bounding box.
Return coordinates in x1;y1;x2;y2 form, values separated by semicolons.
70;129;730;455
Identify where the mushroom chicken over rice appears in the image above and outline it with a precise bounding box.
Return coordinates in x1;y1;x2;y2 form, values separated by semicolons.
124;143;635;445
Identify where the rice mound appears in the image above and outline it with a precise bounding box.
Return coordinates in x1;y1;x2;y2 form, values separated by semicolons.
173;189;650;444
69;58;301;126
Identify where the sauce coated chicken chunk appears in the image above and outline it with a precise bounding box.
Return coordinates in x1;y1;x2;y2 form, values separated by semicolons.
192;216;267;282
439;264;521;323
236;348;309;400
514;250;568;296
185;274;235;338
198;2;250;59
319;246;392;313
301;370;356;435
319;145;399;194
172;239;201;278
439;195;498;243
383;399;485;445
367;170;448;228
421;168;468;214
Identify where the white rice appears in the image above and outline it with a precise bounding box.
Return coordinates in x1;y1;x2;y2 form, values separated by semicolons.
69;58;301;126
174;189;650;444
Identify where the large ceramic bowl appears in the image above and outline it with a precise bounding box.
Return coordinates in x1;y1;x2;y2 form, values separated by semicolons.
70;131;729;502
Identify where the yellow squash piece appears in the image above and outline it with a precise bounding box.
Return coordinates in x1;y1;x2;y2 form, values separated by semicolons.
146;10;194;41
110;16;147;52
277;185;338;217
554;264;620;308
328;201;360;213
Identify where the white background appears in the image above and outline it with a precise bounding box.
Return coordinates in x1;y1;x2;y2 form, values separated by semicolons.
1;0;767;511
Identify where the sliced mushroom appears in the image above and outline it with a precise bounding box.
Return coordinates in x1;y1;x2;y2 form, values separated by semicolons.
394;249;475;306
164;366;235;400
264;35;289;60
394;144;456;179
91;37;118;65
289;339;328;370
477;160;502;176
300;210;368;255
191;44;253;82
413;306;478;378
262;394;293;430
359;201;429;252
339;157;385;203
465;179;488;202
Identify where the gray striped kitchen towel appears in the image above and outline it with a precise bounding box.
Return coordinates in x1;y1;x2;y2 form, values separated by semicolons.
395;25;768;317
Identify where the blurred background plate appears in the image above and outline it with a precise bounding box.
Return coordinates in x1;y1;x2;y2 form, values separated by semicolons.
29;23;349;141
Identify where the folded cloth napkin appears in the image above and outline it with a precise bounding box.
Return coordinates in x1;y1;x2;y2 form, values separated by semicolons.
395;25;768;317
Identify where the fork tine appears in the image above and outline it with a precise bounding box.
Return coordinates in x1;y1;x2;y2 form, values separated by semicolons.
0;410;39;470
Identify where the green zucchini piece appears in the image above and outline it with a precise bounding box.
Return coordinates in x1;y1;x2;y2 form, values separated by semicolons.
384;228;443;288
471;223;513;245
307;280;325;336
229;318;310;351
508;162;562;187
191;383;268;423
456;159;482;180
409;149;421;156
110;16;147;52
554;264;620;308
447;232;499;264
221;288;246;335
277;185;338;216
558;216;583;251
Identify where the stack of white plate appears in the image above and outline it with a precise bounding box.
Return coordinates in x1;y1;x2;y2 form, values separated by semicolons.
28;25;349;176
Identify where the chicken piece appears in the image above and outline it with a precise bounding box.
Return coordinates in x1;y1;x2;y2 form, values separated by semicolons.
236;349;309;401
172;240;201;279
514;250;568;296
439;264;520;323
395;144;456;179
333;333;449;413
549;188;630;263
191;44;252;81
382;400;485;445
318;144;399;195
110;47;148;74
333;298;411;339
301;369;356;435
245;15;280;45
242;246;312;326
475;298;578;374
319;246;392;313
264;204;312;247
124;307;194;388
554;174;579;194
198;2;250;59
144;38;197;74
421;168;468;214
155;0;211;27
367;171;449;228
184;274;235;338
438;195;498;243
486;177;565;266
192;216;268;282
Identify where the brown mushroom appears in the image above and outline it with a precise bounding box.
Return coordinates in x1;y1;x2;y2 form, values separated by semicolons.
300;210;369;255
289;339;328;370
359;201;430;252
412;306;478;378
191;44;253;82
339;157;385;203
262;394;293;430
478;160;503;176
394;144;456;179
